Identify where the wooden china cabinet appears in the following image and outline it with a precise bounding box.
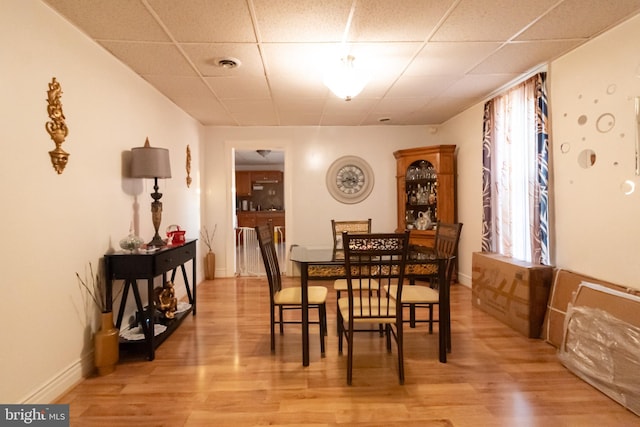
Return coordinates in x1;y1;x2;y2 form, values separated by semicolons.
394;145;456;248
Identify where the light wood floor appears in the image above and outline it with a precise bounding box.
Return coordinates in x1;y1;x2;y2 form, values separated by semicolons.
57;277;639;426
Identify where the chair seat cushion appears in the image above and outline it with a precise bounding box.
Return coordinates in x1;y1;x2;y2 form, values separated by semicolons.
386;285;439;304
333;278;379;291
275;286;328;305
338;297;397;323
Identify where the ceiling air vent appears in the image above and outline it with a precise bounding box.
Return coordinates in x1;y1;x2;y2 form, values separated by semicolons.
215;57;240;69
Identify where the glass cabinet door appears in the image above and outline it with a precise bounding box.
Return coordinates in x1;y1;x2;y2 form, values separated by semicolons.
404;160;437;230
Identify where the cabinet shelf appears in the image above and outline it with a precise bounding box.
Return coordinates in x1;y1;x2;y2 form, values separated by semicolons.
406;203;435;208
406;178;437;184
119;306;193;354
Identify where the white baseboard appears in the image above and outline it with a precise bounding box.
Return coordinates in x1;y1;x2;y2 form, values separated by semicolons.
22;352;93;404
458;272;471;288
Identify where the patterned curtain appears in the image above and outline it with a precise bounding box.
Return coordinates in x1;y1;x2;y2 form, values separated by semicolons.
481;73;550;265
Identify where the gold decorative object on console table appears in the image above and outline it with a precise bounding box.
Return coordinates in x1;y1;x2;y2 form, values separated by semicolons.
154;281;178;319
45;77;69;174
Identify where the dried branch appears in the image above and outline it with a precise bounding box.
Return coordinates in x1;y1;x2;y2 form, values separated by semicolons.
76;262;122;313
200;224;217;252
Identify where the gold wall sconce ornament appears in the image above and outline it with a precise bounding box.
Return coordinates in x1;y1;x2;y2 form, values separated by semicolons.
186;145;192;188
45;77;69;174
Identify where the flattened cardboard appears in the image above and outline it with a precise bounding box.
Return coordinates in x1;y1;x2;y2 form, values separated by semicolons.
573;282;640;327
559;283;640;415
542;269;632;348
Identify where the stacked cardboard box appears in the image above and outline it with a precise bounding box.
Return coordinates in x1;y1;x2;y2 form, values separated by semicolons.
471;252;553;338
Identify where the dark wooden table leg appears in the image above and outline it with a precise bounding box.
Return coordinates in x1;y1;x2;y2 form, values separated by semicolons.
301;263;309;367
438;259;448;363
192;256;196;315
146;278;155;361
115;280;131;329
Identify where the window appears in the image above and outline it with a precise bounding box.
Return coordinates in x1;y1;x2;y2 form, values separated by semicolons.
481;73;550;265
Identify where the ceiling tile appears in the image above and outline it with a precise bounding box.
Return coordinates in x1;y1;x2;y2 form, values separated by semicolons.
252;0;350;42
231;106;279;126
369;97;431;115
348;0;457;42
430;0;559;42
517;0;640;41
406;42;502;76
404;98;471;124
278;113;322;126
100;41;197;76
147;0;256;42
439;74;519;99
204;76;271;99
143;74;213;100
43;0;169;41
320;111;369;126
470;40;583;74
386;75;461;98
274;99;326;115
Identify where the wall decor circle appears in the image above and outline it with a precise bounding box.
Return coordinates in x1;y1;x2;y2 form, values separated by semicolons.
326;155;374;204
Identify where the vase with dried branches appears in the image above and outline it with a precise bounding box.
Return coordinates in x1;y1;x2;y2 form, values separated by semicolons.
200;225;217;280
76;263;119;376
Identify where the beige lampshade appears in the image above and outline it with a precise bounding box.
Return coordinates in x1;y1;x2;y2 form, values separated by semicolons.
131;138;171;179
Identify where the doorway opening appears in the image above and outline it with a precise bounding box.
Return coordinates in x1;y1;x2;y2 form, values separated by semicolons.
234;149;286;276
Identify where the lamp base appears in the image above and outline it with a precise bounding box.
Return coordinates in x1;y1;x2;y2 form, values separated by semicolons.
148;234;166;248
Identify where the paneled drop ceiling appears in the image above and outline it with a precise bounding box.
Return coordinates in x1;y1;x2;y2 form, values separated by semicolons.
43;0;640;127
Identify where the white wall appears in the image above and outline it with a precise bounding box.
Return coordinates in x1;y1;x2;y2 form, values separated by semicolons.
1;1;203;403
438;14;640;290
202;126;441;277
438;104;485;286
548;14;640;288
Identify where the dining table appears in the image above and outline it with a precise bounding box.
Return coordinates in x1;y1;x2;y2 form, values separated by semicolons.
289;245;451;367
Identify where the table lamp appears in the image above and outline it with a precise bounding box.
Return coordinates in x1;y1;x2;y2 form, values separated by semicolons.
131;138;172;247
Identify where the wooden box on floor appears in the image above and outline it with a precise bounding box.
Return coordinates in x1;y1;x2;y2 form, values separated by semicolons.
471;252;553;338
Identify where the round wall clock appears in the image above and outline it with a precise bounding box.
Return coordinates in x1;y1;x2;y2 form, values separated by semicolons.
326;155;375;204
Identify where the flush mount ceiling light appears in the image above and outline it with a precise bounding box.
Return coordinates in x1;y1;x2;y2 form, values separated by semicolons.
256;149;271;158
323;55;370;101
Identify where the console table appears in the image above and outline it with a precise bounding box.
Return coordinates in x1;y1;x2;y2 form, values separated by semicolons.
104;239;197;360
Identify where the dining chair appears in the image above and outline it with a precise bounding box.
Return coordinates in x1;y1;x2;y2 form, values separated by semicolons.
388;222;462;352
255;224;327;355
331;219;374;333
337;231;411;385
331;219;372;250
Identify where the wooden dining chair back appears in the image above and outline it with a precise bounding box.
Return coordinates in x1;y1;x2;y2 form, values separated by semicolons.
338;231;411;385
331;219;372;250
434;222;463;265
398;222;462;352
331;219;373;333
255;225;327;355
